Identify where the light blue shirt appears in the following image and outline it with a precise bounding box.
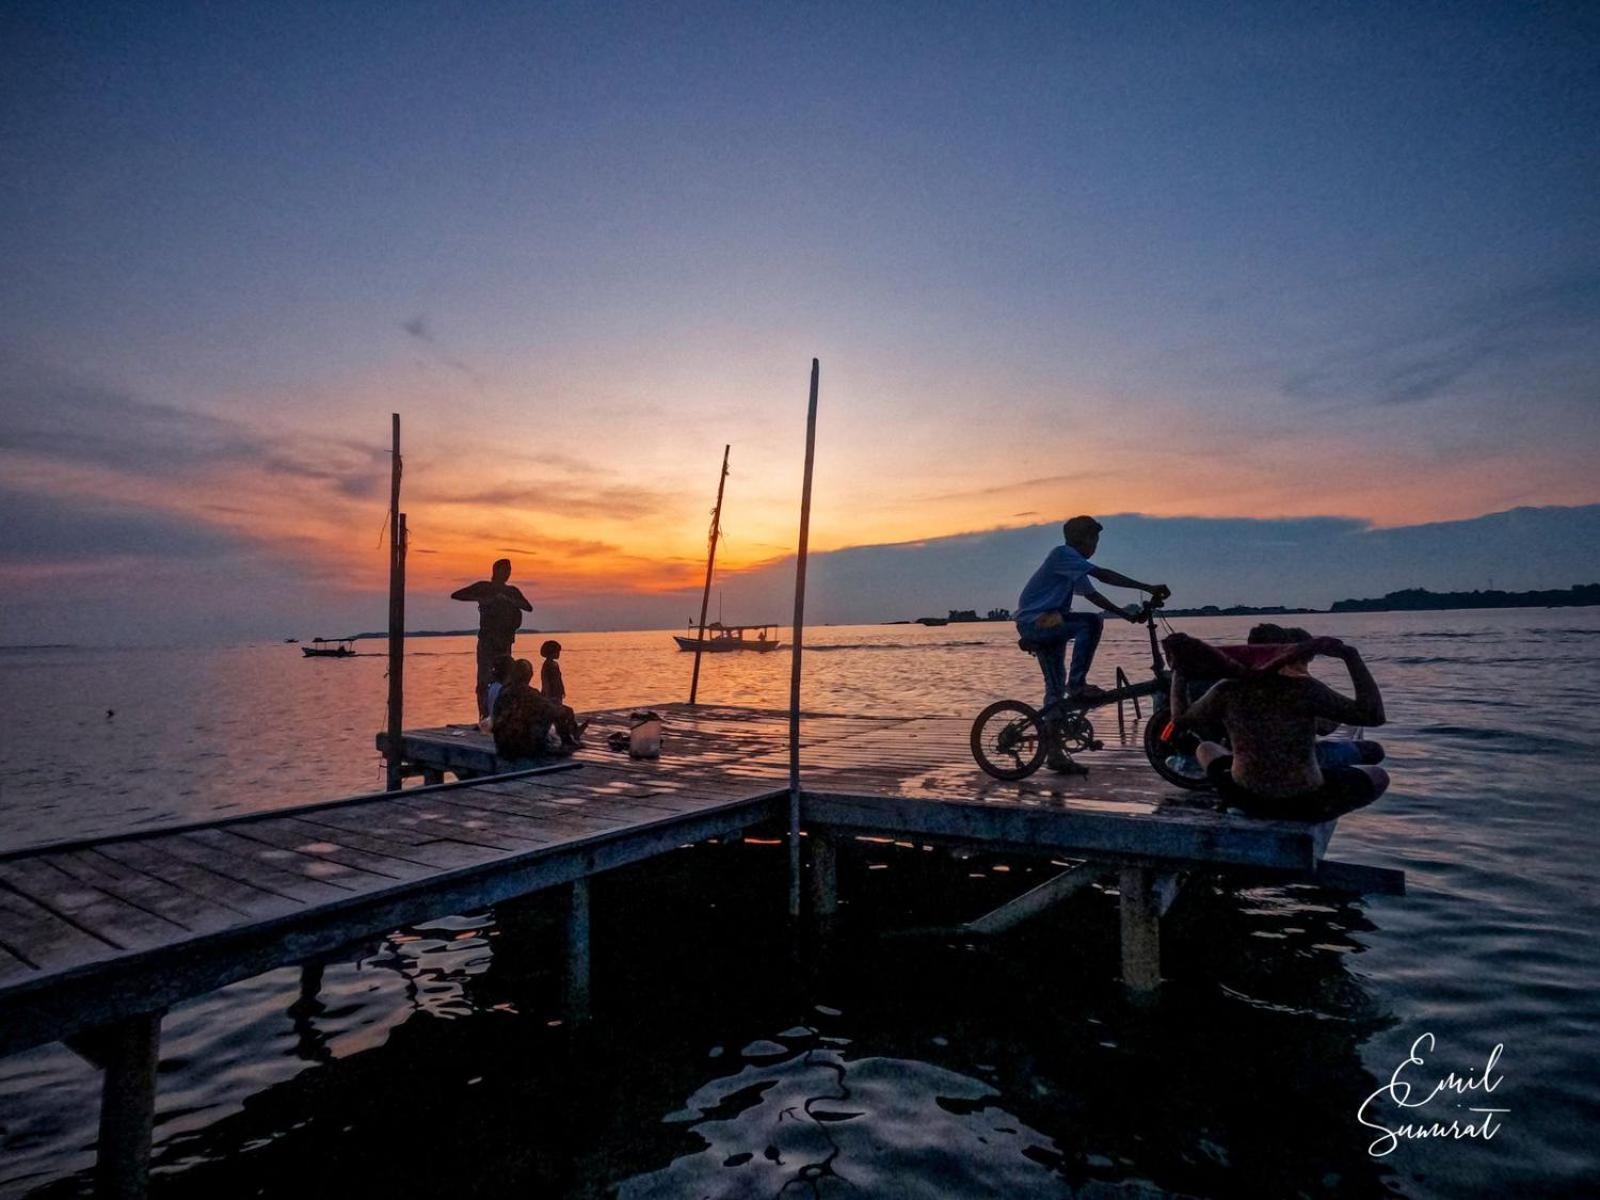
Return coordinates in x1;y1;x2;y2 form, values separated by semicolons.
1015;544;1096;627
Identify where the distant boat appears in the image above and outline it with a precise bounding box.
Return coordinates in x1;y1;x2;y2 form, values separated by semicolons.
284;638;299;643
673;622;782;653
301;637;356;658
915;617;949;626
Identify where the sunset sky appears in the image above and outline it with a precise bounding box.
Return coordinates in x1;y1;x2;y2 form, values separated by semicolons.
3;3;1597;642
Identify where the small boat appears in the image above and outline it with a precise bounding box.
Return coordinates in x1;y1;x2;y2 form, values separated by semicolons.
301;637;357;658
673;622;782;653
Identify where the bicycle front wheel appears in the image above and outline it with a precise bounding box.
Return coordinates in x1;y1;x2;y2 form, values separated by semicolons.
1142;704;1212;790
971;700;1048;781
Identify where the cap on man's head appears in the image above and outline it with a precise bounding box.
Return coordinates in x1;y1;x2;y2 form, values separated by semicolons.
1062;515;1103;547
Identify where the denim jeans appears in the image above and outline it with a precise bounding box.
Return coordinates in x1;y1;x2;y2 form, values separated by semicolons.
1017;611;1104;710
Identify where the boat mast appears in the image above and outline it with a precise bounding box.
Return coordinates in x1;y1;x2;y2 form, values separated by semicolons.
688;444;730;705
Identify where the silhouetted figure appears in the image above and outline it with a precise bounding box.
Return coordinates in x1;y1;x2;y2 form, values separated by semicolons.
539;639;565;704
451;558;532;719
539;640;588;749
1247;623;1386;769
1014;515;1167;770
492;660;553;760
1167;632;1389;819
478;654;516;733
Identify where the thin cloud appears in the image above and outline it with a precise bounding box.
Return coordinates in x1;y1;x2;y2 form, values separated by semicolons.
399;312;487;389
0;360;387;495
1283;273;1600;406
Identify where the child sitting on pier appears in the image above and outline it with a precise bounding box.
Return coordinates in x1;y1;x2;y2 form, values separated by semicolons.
478;655;516;733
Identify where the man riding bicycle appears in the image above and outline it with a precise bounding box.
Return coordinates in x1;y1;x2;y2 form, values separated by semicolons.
1014;517;1169;766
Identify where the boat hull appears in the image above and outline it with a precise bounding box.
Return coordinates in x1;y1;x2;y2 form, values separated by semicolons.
673;636;782;653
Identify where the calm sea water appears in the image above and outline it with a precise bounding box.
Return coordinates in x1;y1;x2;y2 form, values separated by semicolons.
1;611;1597;1198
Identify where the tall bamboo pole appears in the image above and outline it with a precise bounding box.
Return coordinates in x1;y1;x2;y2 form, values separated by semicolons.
788;360;819;917
385;414;405;792
688;444;731;705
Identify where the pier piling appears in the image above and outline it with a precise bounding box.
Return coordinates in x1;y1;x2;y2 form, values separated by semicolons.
93;1010;162;1200
562;878;592;1022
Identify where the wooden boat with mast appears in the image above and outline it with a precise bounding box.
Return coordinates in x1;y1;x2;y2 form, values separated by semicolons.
301;637;357;658
674;622;782;653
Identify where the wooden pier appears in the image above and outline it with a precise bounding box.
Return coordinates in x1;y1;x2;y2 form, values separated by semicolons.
0;702;1400;1197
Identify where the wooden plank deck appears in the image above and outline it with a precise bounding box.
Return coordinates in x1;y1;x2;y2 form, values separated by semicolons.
390;703;1339;871
0;703;1356;1058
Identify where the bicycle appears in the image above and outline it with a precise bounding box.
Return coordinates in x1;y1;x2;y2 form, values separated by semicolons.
969;596;1215;786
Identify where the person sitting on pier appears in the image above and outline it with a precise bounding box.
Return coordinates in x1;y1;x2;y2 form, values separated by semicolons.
451;558;533;721
1165;631;1389;819
477;654;516;733
1246;623;1386;770
492;659;555;760
1014;515;1168;768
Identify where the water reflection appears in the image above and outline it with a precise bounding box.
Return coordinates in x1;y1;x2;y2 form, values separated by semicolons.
3;841;1417;1200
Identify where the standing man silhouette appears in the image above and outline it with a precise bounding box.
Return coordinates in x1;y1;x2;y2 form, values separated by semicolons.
451;558;532;719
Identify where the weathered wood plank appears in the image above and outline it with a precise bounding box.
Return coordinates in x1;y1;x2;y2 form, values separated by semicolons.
0;938;37;984
224;820;438;883
271;816;492;872
0;859;187;952
184;828;399;893
156;833;353;904
93;838;294;919
390;796;559;850
804;791;1323;870
44;850;239;936
0;882;119;972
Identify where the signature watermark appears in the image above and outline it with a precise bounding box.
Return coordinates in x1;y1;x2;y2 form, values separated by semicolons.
1357;1033;1506;1157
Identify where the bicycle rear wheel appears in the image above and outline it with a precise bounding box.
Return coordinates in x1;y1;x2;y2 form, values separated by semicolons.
971;700;1048;781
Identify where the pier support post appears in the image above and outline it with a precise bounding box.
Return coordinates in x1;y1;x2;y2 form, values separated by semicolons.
808;829;838;918
93;1010;163;1200
563;878;591;1023
1118;868;1185;994
1119;867;1162;994
298;960;324;1006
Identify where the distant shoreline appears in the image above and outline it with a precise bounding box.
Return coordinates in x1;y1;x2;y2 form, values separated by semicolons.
899;583;1600;623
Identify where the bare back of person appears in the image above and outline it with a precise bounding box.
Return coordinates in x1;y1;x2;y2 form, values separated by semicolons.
1202;675;1337;798
1171;636;1389;817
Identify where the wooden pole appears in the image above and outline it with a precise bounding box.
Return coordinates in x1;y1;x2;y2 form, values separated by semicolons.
688;444;731;705
94;1011;162;1200
788;359;819;918
563;877;592;1022
385;413;405;792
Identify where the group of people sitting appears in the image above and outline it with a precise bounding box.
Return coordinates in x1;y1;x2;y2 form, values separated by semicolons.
1016;515;1389;820
481;639;588;760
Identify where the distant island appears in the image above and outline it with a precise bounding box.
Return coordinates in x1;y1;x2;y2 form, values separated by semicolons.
1329;584;1600;613
907;608;1015;626
339;628;540;641
894;583;1600;625
1158;604;1320;618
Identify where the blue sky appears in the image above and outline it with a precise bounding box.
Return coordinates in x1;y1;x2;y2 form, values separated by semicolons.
1;2;1597;641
